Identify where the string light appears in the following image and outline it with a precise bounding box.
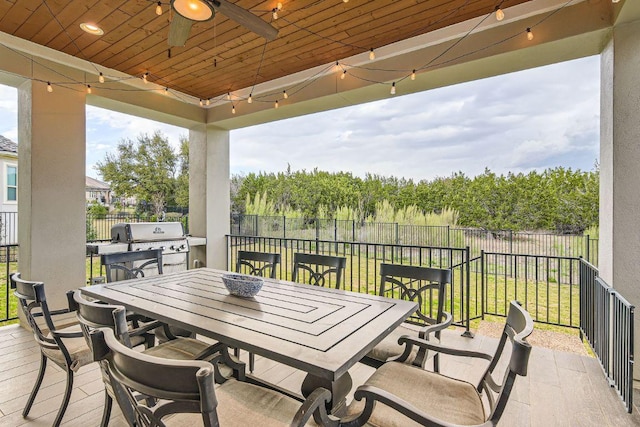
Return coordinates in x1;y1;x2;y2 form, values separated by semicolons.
272;8;278;20
283;90;288;99
156;2;162;16
232;104;236;114
17;0;576;109
206;98;211;106
199;99;203;106
274;100;279;108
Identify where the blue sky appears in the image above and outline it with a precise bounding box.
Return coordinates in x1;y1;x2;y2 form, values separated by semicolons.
0;55;599;182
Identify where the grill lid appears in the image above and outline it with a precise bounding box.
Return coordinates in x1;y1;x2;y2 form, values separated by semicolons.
111;222;185;242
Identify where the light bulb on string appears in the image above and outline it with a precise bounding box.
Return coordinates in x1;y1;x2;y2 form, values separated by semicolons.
495;7;504;21
248;93;253;104
390;82;396;95
87;85;92;94
47;82;53;93
277;2;283;10
199;99;203;106
232;105;236;114
274;100;279;109
164;87;169;95
99;72;105;83
411;70;416;81
206;98;211;106
143;72;148;84
156;2;162;16
283;90;288;99
526;28;534;41
341;70;346;80
272;9;278;19
369;49;375;60
226;92;231;100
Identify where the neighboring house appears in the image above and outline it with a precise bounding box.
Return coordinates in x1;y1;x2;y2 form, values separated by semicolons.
86;176;111;205
0;135;18;244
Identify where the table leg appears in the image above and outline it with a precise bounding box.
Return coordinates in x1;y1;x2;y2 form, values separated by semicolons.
301;372;353;416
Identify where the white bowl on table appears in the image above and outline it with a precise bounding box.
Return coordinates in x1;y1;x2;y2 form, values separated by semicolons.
221;274;264;297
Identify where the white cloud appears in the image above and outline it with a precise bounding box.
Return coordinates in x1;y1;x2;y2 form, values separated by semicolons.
231;55;600;180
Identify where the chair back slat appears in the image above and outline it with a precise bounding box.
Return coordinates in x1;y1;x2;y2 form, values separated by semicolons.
482;301;533;422
292;253;346;288
379;263;450;326
101;249;163;282
236;251;281;279
90;328;218;426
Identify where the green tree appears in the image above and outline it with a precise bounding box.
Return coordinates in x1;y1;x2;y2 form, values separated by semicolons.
175;137;189;208
96;131;181;216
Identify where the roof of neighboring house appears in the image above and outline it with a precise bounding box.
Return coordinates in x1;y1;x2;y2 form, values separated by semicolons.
86;176;110;191
0;135;18;154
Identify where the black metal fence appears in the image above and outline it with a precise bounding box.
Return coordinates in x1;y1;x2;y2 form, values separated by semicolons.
481;251;581;328
87;213;189;242
0;244;19;323
231;214;599;265
0;212;18;245
579;260;635;413
227;235;477;333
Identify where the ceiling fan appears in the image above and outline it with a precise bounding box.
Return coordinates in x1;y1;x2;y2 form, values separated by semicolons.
168;0;278;47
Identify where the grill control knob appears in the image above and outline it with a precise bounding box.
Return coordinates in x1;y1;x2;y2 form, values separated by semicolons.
136;248;142;251
169;245;175;250
180;244;186;250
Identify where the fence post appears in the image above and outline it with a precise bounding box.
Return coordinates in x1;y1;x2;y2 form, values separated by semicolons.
585;235;590;264
352;220;356;242
447;225;450;247
395;222;399;245
480;250;485;321
462;246;474;338
254;215;259;237
283;215;286;239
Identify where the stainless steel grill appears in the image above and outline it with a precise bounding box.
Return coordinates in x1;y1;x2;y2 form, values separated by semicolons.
111;222;190;274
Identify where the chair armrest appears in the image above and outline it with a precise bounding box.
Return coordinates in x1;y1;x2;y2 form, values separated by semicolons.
52;329;84;339
347;384;474;427
397;335;493;362
419;311;453;340
290;387;336;427
128;320;164;336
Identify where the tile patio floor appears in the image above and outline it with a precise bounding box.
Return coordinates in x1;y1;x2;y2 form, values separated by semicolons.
1;323;638;426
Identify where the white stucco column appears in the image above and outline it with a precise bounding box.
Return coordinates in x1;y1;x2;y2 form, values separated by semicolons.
599;19;640;380
17;79;86;311
189;125;230;270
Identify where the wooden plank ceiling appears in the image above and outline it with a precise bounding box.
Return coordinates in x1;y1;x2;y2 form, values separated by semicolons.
0;0;530;100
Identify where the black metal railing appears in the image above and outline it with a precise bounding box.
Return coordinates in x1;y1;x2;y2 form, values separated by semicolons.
231;214;599;265
579;259;635;413
227;235;477;333
0;244;19;323
481;251;581;328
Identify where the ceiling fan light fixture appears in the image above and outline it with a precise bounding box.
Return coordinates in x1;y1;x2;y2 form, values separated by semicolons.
80;22;104;35
172;0;215;21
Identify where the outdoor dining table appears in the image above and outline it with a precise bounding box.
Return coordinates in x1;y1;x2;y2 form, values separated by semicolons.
80;267;417;414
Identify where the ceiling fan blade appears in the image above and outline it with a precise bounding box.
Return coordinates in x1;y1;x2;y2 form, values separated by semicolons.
168;13;194;47
212;0;278;41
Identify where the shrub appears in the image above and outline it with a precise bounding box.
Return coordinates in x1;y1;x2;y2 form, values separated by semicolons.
87;201;108;219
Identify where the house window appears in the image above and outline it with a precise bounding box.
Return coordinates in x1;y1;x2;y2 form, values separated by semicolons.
6;165;17;202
